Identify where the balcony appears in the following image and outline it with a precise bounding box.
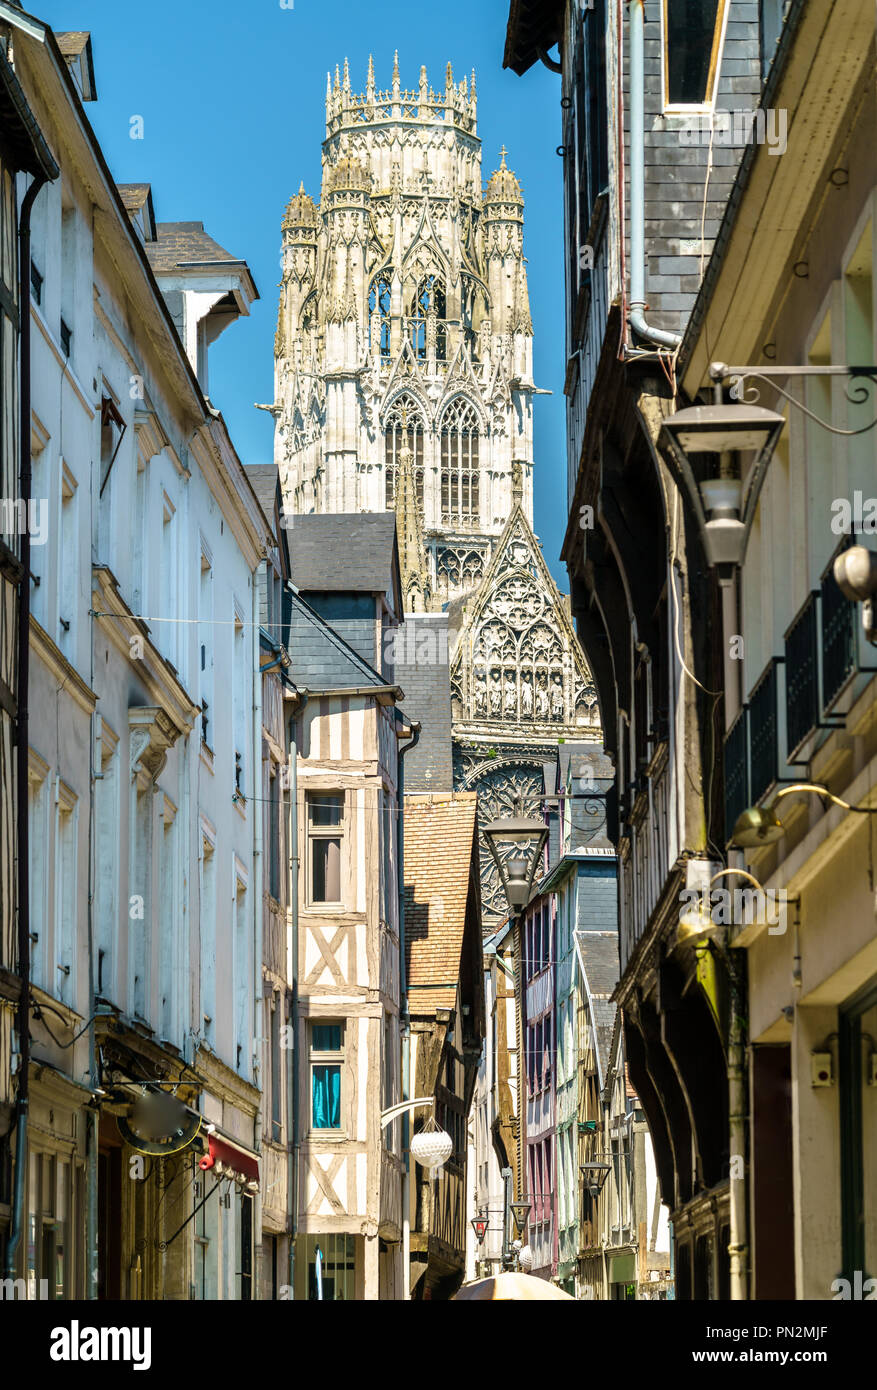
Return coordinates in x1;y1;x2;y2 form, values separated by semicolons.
784;591;819;758
723;708;749;846
748;658;783;806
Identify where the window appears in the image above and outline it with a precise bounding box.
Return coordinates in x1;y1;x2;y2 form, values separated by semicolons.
409;273;446;361
58;463;77;656
298;1233;356;1300
59;318;71;358
662;0;728;109
200;830;216;1043
384;395;424;512
368;275;392;360
199;554;213;749
233;607;246;799
30;259;42;306
307;792;344;904
440;398;479;528
268;763;281;901
270;997;283;1142
54;789;77;1007
310;1022;343;1130
25;1150;73;1298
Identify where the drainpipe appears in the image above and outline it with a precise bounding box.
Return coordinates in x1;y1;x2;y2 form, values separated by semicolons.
252;581;264;1301
627;0;682;352
5;170;49;1281
727;949;748;1300
286;690;306;1298
396;715;420;1299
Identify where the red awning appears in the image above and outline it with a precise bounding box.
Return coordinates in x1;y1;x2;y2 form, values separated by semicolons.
198;1133;259;1183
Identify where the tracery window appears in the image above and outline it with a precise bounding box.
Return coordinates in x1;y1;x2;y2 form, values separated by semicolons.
368;274;391;360
384;394;424;511
440;397;479;529
409;274;446;362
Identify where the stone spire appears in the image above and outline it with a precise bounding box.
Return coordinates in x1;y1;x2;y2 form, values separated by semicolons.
394;421;430;613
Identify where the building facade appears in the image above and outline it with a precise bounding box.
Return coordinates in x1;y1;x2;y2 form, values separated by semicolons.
677;0;877;1299
1;12;270;1301
504;0;778;1296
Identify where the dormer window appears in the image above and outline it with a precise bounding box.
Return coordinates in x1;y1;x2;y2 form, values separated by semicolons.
662;0;729;110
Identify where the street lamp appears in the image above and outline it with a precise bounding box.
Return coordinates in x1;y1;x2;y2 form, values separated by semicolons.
579;1161;612;1201
731;781;877;849
510;1199;531;1236
661;361;877;574
661;395;785;572
481;801;549;911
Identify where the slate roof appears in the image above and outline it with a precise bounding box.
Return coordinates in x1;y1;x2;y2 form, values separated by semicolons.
56;31;90;56
286;589;400;696
577;930;620;1083
288;513;401;606
404;793;479;1013
145;221;248;273
245;465;281;539
117;182;151;213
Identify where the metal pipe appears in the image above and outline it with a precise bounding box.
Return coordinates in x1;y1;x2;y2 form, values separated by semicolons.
6;170;47;1281
287;693;306;1297
396;715;420;1299
627;0;682;351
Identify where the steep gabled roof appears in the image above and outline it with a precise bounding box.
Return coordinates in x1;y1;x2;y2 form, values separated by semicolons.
404;793;481;1014
286;589;401;698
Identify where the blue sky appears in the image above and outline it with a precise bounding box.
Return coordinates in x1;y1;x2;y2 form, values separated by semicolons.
38;0;569;586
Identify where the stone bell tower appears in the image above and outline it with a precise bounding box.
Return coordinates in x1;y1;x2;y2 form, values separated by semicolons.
271;54;538;606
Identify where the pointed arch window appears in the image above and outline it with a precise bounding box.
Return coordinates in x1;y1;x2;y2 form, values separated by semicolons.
409;274;447;362
440;398;479;529
384;395;424;511
369;275;392;361
662;0;729;110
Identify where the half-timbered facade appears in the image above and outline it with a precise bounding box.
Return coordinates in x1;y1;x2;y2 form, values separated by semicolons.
286;515;409;1299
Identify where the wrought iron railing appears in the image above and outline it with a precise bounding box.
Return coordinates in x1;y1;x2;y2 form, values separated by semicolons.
723;707;749;843
821;564;856;710
784;591;819;757
749;658;781;805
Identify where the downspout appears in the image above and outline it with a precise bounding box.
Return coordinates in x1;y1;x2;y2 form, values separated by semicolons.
251;583;264;1300
627;0;682;351
6;169;49;1280
727;949;748;1300
396;714;420;1299
286;689;306;1298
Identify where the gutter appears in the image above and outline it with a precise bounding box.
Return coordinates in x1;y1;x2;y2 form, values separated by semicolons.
627;0;681;352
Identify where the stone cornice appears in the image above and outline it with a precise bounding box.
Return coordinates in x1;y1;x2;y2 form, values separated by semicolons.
91;565;200;737
29;617;96;715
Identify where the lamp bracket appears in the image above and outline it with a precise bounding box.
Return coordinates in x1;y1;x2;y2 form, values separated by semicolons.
709;363;877;438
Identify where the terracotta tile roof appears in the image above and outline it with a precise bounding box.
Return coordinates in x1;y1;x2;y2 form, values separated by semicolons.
145;221;246;273
404;793;479;1013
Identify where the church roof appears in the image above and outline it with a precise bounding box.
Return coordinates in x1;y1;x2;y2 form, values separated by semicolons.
282;182;319;229
404;793;481;1013
288;513;402;611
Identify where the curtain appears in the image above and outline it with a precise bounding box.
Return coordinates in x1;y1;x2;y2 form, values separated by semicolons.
312;1064;341;1129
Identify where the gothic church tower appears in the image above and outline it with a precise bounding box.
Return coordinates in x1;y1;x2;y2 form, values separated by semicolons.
272;57;602;928
273;55;536;608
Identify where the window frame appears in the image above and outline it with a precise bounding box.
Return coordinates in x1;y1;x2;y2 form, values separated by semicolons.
306;790;345;907
309;1019;345;1135
660;0;730;114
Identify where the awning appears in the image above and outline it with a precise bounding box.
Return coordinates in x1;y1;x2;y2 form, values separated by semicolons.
198;1132;259;1185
